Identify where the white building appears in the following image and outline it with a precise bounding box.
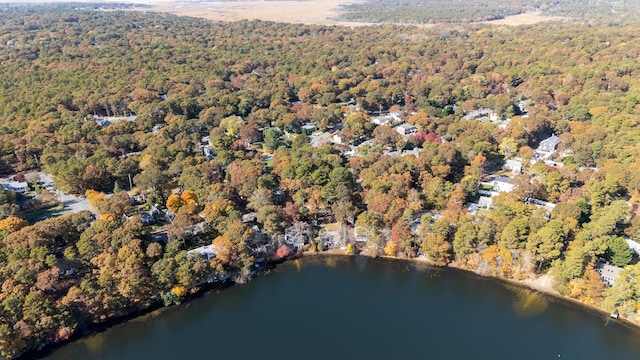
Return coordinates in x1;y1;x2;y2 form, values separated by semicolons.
504;159;523;174
396;124;418;135
1;181;28;194
478;196;493;209
538;135;560;153
187;244;216;261
595;262;622;286
625;238;640;255
492;176;516;193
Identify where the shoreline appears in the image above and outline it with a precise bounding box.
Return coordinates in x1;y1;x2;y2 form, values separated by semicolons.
308;249;640;331
22;250;639;359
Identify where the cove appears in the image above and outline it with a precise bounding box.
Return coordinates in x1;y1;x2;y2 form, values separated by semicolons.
40;256;640;360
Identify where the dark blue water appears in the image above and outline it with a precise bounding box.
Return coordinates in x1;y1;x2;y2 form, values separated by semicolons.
42;256;640;359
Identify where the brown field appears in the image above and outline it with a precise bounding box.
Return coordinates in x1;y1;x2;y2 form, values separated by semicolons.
484;11;566;25
143;0;372;26
138;1;562;27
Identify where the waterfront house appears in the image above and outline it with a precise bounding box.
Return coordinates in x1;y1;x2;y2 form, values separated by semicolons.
284;222;312;250
187;244;216;261
595;262;622;286
354;225;370;243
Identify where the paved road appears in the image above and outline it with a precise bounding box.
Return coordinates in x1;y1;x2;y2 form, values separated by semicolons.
37;172;97;217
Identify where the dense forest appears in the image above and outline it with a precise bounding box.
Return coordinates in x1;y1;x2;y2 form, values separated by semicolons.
336;0;640;24
3;4;640;358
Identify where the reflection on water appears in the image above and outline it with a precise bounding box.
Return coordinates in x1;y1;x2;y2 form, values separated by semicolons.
80;333;106;354
42;256;640;360
510;286;549;318
324;257;337;267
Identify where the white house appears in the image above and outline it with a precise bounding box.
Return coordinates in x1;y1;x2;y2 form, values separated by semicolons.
625;238;640;255
1;181;28;194
284;223;312;250
478;196;493;209
595;262;622;286
372;116;392;126
333;133;346;145
504;159;523;174
538;135;560;153
187;244;216;261
396;124;417;135
492;176;516;193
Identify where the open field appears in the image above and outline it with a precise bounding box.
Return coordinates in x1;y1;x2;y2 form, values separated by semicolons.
5;1;564;27
144;0;371;26
483;11;566;25
144;2;563;26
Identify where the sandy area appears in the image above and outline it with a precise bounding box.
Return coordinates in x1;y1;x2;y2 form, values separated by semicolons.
484;11;565;25
129;2;561;27
143;0;372;26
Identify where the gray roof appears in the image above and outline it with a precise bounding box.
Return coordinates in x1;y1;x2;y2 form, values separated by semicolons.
541;135;559;145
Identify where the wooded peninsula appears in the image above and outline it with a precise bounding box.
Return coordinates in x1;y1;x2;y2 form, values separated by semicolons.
3;3;640;358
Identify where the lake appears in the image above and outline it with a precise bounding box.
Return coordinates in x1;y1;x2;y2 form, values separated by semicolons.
41;256;640;360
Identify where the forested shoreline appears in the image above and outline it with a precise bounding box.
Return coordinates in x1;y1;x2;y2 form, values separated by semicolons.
3;5;640;359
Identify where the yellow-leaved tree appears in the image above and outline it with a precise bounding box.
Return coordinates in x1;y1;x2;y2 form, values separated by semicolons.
171;285;188;297
165;194;184;213
384;241;398;257
0;216;29;233
181;190;198;205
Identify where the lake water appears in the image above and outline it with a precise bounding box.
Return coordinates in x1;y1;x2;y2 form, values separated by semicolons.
41;256;640;360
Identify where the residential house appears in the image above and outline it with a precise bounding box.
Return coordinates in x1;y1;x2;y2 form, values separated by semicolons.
301;123;317;134
141;205;162;225
625;238;640;255
396;124;417;135
524;198;556;213
478;196;493;209
504;159;523;174
354;225;370;243
319;233;340;249
284;222;312;250
242;212;258;223
595;262;622;286
492;176;516;193
187;244;216;261
152;124;164;134
372;116;392;126
401;147;422;157
463;108;498;122
310;132;333;147
0;181;28;194
538;135;560;152
333;133;346;145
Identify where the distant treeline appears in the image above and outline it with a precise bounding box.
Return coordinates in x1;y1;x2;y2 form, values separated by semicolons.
335;0;640;24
